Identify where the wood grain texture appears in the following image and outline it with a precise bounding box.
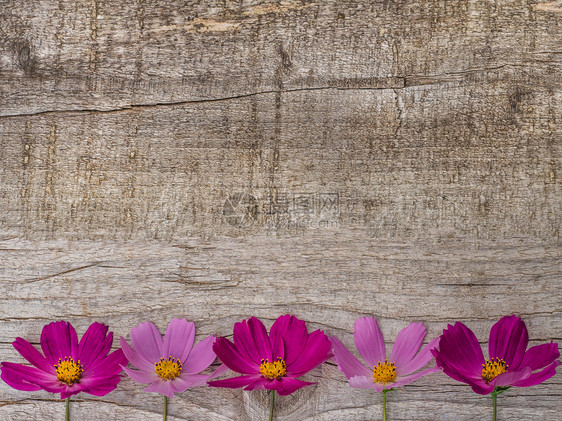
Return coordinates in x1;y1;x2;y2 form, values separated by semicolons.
0;0;560;419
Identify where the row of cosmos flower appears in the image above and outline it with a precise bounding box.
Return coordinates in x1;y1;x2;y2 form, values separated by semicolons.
0;314;559;420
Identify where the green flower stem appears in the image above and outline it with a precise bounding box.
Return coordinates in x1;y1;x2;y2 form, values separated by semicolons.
163;395;168;421
65;397;70;421
491;386;510;421
382;389;388;421
269;391;275;421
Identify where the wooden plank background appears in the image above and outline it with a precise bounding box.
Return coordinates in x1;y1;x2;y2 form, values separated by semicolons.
0;0;560;419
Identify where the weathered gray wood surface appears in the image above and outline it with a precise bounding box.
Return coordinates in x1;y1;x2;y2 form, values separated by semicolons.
0;0;560;419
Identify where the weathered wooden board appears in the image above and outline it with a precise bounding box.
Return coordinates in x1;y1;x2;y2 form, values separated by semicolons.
0;0;561;419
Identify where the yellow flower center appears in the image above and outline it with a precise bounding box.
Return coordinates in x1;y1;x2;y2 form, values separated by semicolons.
259;358;287;379
55;357;84;385
373;359;396;384
482;357;508;383
155;356;183;380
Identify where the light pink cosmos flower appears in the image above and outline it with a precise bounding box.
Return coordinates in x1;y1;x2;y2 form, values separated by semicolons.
120;318;224;398
330;317;440;391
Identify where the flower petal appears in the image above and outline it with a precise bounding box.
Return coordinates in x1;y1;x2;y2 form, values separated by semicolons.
12;338;53;373
393;366;440;388
281;318;309;366
433;349;483;387
123;366;158;384
268;315;291;360
79;379;120;397
468;379;495;395
77;323;111;368
41;321;79;364
510;360;560;387
493;366;532;387
265;377;315;396
432;343;495;395
433;322;484;378
59;383;86;399
208;363;229;379
269;315;309;364
390;322;426;368
285;330;331;376
0;362;62;393
120;337;154;372
213;337;259;374
248;317;272;362
354;317;386;367
0;363;47;391
208;374;261;389
398;337;440;376
87;348;127;375
162;318;195;363
233;319;262;365
78;372;123;397
130;322;163;363
488;315;528;368
144;379;175;398
329;336;371;379
243;376;271;391
519;342;560;371
348;375;377;390
171;373;209;391
181;372;215;386
183;335;216;374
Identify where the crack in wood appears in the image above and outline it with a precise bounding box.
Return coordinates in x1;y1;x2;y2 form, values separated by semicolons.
23;262;103;284
0;85;402;118
0;64;523;118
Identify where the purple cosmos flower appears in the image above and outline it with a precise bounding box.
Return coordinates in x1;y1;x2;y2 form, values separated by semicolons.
431;315;560;395
208;315;332;396
120;318;223;399
330;317;440;392
0;321;127;399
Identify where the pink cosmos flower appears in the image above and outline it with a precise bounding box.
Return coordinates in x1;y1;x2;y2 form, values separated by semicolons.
431;315;560;395
208;315;332;396
330;317;440;391
0;321;127;399
120;318;223;399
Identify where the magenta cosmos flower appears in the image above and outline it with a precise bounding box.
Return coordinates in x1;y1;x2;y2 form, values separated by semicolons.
330;317;440;391
120;318;223;399
0;321;126;399
208;315;332;396
431;315;560;395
